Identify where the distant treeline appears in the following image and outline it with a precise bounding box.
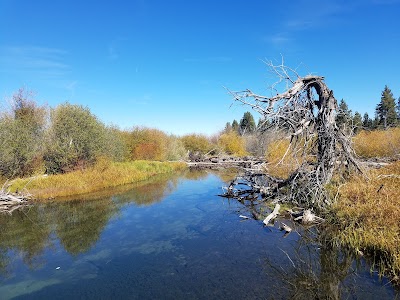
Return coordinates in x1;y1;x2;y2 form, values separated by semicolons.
1;86;399;180
0;88;249;179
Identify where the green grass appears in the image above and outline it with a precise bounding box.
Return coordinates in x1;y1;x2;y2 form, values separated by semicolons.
8;160;187;200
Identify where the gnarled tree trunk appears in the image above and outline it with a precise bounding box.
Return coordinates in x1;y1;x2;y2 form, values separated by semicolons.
227;62;361;208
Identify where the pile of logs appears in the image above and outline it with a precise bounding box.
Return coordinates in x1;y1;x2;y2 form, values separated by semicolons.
0;181;31;214
220;174;325;235
188;156;265;170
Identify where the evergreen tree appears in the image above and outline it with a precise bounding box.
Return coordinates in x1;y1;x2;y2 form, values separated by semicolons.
353;111;362;133
239;111;256;135
397;97;400;122
336;99;352;131
224;122;232;133
362;112;373;129
376;85;397;128
232;119;239;132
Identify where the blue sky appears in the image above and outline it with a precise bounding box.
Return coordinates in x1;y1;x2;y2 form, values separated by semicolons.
1;0;399;135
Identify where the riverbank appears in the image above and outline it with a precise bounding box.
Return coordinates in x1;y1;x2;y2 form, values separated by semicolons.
330;161;400;282
6;160;187;200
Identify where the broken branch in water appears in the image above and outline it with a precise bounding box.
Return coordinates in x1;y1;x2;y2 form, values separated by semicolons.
263;203;280;226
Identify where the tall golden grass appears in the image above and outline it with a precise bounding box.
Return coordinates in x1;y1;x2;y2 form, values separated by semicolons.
332;161;400;278
9;160;186;200
353;128;400;158
265;138;315;179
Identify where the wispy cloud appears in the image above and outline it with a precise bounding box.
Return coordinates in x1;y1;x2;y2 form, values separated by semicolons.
266;33;291;47
0;45;70;79
264;0;348;48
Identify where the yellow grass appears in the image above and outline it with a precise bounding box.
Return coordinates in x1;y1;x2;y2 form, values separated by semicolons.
265;138;314;179
8;160;187;200
332;161;400;278
353;128;400;158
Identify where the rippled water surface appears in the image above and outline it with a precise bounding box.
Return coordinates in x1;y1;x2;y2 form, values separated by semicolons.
0;170;398;299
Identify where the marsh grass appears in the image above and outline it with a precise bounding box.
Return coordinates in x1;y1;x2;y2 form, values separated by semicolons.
8;160;186;200
331;161;400;280
265;138;315;179
353;128;400;158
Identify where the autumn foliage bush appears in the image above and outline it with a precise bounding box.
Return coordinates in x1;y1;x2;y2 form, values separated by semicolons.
127;127;168;161
180;134;213;155
217;131;247;156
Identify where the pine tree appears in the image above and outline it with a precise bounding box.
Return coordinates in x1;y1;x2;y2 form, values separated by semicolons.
232;119;239;132
362;112;373;129
239;111;256;135
397;97;400;122
376;85;397;128
336;99;352;131
224;122;232;133
353;111;362;133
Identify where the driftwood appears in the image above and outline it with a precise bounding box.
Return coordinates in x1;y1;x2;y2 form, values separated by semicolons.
263;203;280;225
0;180;31;214
227;59;362;208
188;156;265;170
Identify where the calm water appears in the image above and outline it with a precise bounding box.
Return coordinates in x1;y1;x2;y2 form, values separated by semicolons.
0;170;398;299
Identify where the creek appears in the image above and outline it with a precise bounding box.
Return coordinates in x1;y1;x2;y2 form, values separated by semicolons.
0;169;397;299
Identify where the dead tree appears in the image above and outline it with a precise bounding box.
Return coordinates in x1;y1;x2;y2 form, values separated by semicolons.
227;60;361;208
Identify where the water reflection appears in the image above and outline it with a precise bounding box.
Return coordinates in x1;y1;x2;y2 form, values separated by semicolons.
0;171;195;275
262;226;398;299
0;207;52;276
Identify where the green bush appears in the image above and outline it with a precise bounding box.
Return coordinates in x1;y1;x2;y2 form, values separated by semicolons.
0;89;46;178
44;103;107;174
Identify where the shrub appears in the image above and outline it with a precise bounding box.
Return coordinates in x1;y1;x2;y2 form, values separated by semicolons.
128;127;168;161
0;89;46;178
44;103;107;174
217;131;247;156
353;128;400;159
165;135;187;161
180;134;213;155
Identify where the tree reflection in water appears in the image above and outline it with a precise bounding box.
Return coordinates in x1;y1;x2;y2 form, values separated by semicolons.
0;207;52;276
0;172;186;275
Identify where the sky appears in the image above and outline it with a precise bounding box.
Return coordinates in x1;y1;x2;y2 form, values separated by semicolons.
1;0;400;135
